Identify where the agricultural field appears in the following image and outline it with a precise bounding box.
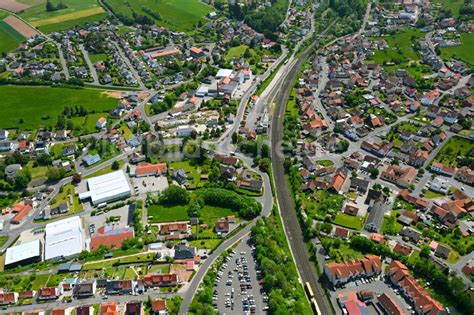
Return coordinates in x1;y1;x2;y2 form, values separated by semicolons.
18;0;105;33
0;86;117;130
0;13;25;55
440;32;474;67
102;0;212;32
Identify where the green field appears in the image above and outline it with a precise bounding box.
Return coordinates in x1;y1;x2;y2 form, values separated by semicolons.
434;136;474;168
440;32;474;66
225;45;249;61
369;28;427;77
0;86;117;130
148;203;235;226
0;18;25;55
148;204;189;223
433;0;464;18
332;213;365;230
19;0;102;22
38;12;107;33
103;0;212;32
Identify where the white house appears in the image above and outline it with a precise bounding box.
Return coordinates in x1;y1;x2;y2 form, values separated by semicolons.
96;117;107;129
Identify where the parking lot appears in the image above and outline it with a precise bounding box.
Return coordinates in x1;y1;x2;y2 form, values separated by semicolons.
213;237;269;314
131;176;169;196
84;204;132;235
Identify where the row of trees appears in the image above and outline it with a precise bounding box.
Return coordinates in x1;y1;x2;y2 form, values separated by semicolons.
251;213;313;314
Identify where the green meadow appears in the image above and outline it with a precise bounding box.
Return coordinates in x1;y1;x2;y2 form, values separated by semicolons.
0;86;116;130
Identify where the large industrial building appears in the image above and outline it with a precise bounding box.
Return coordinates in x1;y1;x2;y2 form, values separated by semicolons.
4;239;42;269
44;216;84;260
78;170;132;205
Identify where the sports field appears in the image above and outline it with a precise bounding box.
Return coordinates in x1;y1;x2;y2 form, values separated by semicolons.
0;86;117;130
103;0;212;31
0;14;25;55
18;0;105;32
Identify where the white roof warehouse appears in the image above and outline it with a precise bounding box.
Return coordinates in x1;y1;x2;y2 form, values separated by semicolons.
5;239;42;268
45;216;84;260
79;170;132;205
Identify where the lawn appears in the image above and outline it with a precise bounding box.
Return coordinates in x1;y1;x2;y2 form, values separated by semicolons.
89;53;108;64
86;160;123;178
371;28;423;64
381;211;403;236
424;190;445;199
102;0;212;32
199;205;235;226
225;45;249;61
123;267;139;280
169;161;201;188
189;239;222;251
49;183;83;215
0;236;8;247
440;32;474;66
83;253;155;270
317;160;335;166
147;204;189;223
303;190;345;220
332;213;365;230
0;19;25;55
0;86;116;130
148;264;170;274
434;136;474;168
26;161;49;180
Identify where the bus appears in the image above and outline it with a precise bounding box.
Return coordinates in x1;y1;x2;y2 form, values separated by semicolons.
305;282;314;299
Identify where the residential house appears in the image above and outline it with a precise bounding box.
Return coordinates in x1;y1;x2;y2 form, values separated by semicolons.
435;244;451;259
174;244;196;260
387;261;445;314
151;299;167;314
455;166;474;185
381;165;417;188
100;302;118;315
215;220;229;234
0;292;18;305
142;274;178;288
96;117;107;129
125;301;143;315
430;162;455;177
324;255;382;286
106;280;135;295
73;280;96;298
37;287;62;300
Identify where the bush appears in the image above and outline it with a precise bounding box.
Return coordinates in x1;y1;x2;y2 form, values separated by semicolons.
159;185;190;205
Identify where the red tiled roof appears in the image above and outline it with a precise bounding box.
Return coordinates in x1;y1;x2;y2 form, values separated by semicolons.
160;223;187;234
151;299;167;312
143;274;178;287
135;163;167;176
